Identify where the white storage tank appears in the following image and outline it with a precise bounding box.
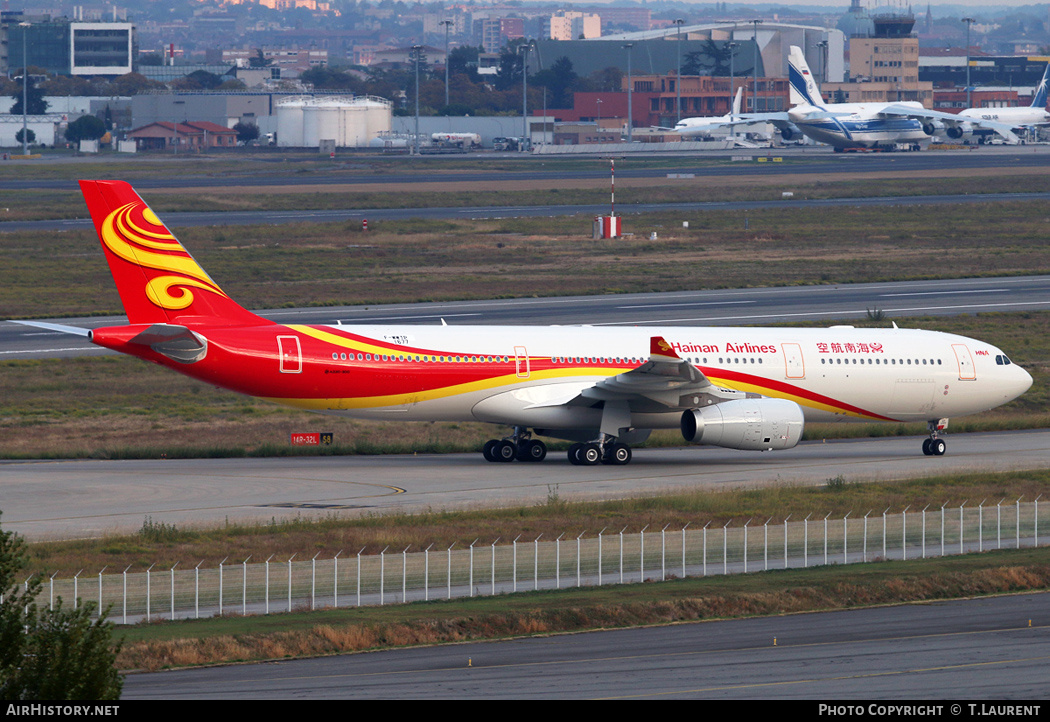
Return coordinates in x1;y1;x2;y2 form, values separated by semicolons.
279;96;392;149
274;97;307;147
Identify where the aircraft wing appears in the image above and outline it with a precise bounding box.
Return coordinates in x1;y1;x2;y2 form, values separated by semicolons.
564;336;749;414
879;104;1021;144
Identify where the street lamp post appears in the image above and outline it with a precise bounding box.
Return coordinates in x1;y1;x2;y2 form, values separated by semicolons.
962;17;975;108
440;20;453;110
727;41;738;141
412;44;422;155
20;22;31;156
674;19;685;123
519;40;533;150
750;19;763;114
623;42;633;142
596;98;602;139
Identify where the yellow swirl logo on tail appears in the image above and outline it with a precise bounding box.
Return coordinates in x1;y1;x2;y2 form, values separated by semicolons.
101;202;229;311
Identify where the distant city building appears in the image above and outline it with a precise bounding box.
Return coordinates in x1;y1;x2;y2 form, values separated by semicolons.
1;12;136;77
544;12;600;41
473;18;524;54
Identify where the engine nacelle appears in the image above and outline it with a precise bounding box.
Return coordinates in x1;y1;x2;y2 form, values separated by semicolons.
779;123;801;141
945;122;973;140
681;398;805;451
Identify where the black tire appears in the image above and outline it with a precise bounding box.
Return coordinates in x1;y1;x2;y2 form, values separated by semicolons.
483;439;499;462
496;439;517;462
931;438;946;456
922;438;933;456
567;443;583;465
605;443;632;465
579;443;602;466
518;439;547;462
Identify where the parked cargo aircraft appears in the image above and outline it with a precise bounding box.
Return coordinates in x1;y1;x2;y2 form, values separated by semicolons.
676;46;1021;150
16;181;1032;466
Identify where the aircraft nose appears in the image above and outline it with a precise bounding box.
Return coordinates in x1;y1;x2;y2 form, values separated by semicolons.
1013;365;1034;398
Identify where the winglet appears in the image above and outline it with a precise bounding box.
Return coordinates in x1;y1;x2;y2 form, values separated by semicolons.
650;336;683;362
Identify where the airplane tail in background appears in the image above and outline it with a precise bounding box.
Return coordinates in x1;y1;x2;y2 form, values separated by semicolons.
787;45;824;108
1030;63;1050;109
731;86;743;115
79;180;269;328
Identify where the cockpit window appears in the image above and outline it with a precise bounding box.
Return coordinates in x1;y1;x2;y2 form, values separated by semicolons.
995;355;1013;366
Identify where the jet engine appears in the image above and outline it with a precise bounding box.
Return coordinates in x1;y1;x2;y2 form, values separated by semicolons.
779;123;802;141
681;398;804;451
945;122;973;140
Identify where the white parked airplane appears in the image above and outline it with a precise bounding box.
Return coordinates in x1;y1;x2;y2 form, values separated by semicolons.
678;46;1021;151
674;87;744;139
942;62;1050;141
15;181;1034;467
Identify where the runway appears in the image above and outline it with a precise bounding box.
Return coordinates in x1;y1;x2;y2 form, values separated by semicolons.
4;429;1049;541
122;590;1050;699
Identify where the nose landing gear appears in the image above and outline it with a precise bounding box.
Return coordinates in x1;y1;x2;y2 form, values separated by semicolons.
922;418;949;456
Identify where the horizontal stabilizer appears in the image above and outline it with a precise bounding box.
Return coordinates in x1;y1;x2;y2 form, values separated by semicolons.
11;320;90;337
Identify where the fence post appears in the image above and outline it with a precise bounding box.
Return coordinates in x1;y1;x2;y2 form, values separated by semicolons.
534;535;542;591
512;536;520;592
357;548;364;607
424;545;432;601
941;502;947;557
469;539;478;597
218;557;227;617
640;526;648;582
921;505;929;559
703;522;710;576
492;538;500;595
743;519;751;573
901;506;910;561
576;533;584;587
311;553;319;610
448;542;456;599
661;525;669;581
146;564;155;620
763;518;770;571
823;513;830;566
242;556;250;615
264;556;272;614
403;546;411;603
555;534;563;589
287;554;296;612
783;515;791;569
333;551;341;608
979;500;985;552
1016;497;1023;549
997;498;1004;549
843;512;851;565
122;566;130;625
379;547;387;605
804;514;811;568
882;508;889;560
1036;495;1042;546
98;566;107;619
597;529;606;586
722;521;730;575
171;562;179;621
960;502;966;555
682;523;690;579
863;511;871;562
619;528;626;584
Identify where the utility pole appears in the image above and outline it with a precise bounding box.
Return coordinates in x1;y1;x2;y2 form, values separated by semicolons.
674;19;685;123
412;44;422;154
623;42;633;142
751;19;763;114
962;17;975;108
20;22;31;156
441;19;453;110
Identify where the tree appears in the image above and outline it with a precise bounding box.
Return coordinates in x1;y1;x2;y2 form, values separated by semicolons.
0;512;122;700
10;75;48;116
14;128;35;145
65;115;107;144
233;120;260;144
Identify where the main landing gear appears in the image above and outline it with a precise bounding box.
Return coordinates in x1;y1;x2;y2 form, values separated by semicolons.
567;439;632;466
922;419;948;456
482;427;547;463
481;428;634;465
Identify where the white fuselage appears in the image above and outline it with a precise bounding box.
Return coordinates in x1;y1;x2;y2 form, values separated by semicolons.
958;106;1050;129
281;323;1032;432
789;102;929;149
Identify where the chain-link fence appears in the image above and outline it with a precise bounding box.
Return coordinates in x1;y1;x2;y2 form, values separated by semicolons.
29;499;1047;624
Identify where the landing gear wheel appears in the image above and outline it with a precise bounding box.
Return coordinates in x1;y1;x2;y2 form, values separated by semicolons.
604;443;632;465
568;443;583;465
495;439;517;462
578;443;602;466
922;438;946;456
517;439;547;462
483;439;500;462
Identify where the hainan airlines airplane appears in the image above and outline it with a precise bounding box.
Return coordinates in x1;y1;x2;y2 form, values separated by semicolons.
681;45;1021;150
16;180;1032;466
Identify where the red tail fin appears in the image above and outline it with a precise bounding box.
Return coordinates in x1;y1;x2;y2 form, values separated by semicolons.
79;180;268;327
